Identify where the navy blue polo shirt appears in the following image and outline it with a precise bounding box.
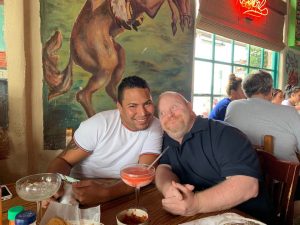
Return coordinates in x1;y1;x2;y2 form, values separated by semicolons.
159;116;273;223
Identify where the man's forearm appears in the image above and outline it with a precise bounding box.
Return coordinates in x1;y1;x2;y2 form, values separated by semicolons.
155;165;179;195
195;176;258;213
47;157;72;175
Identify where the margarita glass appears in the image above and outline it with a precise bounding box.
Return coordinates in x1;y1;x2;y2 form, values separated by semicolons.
16;173;61;224
120;164;155;208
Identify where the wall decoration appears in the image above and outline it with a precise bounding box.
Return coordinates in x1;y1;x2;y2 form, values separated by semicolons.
238;0;268;18
40;0;195;149
0;0;8;159
285;50;299;86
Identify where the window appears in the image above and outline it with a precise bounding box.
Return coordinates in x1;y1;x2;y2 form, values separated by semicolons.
193;30;279;117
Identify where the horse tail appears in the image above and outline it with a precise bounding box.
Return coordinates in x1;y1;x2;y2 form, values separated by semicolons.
42;30;73;100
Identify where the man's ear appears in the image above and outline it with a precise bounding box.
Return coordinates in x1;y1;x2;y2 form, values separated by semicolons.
117;102;122;111
187;102;193;110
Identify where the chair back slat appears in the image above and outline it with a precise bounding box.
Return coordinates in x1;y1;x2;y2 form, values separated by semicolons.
257;150;300;225
253;135;274;154
263;135;274;154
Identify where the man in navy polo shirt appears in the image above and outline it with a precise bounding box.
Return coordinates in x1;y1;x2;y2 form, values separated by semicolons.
155;91;272;223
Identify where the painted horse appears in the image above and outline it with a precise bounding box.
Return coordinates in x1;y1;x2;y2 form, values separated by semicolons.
43;0;193;117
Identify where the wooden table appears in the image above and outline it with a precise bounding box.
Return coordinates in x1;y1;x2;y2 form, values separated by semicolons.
2;183;256;225
2;184;36;224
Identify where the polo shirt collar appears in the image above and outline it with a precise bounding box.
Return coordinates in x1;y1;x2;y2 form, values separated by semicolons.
183;116;208;142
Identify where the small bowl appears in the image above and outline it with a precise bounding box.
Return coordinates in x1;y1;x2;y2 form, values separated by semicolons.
116;208;149;225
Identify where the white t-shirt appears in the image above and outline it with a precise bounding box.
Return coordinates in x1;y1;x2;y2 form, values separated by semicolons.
281;99;293;106
70;110;163;179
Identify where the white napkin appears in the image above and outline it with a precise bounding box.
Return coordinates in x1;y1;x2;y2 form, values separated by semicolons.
40;201;102;225
60;183;79;205
179;212;266;225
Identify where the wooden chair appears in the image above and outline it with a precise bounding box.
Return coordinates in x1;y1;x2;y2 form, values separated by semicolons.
256;150;300;225
253;135;274;154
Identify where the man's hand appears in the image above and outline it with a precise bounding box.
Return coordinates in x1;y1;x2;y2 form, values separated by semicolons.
162;181;199;216
42;185;65;208
72;180;110;207
163;180;184;200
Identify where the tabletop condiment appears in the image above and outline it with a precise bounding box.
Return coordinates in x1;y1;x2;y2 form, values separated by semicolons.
15;210;36;225
8;206;24;225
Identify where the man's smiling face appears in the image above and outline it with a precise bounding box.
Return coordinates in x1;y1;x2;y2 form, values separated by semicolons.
117;88;154;131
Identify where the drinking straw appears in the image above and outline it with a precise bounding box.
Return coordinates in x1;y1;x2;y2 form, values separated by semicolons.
147;146;170;169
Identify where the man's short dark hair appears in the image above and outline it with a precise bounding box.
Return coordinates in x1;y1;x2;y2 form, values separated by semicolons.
242;70;273;98
117;76;150;103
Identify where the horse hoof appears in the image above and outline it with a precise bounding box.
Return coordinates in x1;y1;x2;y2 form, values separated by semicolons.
171;22;177;36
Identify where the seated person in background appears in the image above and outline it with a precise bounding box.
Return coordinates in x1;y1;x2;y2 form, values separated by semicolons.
155;91;272;223
47;76;163;207
225;71;300;163
208;74;245;121
271;88;284;105
282;85;300;110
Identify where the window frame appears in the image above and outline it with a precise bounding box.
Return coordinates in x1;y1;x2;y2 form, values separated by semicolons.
193;30;279;116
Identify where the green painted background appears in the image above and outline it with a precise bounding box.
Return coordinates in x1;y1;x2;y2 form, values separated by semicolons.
40;0;195;149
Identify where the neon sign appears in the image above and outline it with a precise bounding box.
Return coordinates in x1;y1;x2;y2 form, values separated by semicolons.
239;0;269;18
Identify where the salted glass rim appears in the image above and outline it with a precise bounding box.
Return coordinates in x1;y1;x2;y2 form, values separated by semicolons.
16;172;62;186
120;163;155;177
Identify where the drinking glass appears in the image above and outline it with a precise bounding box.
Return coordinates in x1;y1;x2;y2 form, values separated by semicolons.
120;164;155;208
15;173;61;224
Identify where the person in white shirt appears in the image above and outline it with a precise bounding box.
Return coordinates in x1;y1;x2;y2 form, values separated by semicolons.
282;85;300;111
225;71;300;163
271;88;284;105
47;76;163;207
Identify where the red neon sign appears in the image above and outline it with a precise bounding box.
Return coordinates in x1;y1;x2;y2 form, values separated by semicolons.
239;0;269;17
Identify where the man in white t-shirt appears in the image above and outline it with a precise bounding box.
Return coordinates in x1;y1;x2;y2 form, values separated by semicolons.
47;76;163;207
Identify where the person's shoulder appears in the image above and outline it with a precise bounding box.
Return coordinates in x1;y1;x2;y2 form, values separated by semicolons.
97;109;118;117
81;109;118;125
207;118;229;131
219;97;231;104
275;104;300;117
225;99;246;114
209;119;244;134
229;98;247;106
213;98;231;109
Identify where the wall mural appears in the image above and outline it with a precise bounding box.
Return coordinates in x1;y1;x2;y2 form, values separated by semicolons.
285;50;299;86
41;0;195;150
0;0;9;159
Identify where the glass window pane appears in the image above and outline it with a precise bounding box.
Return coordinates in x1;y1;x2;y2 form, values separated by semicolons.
249;68;259;74
234;41;248;65
193;96;211;118
193;61;212;94
233;66;247;80
215;35;232;63
250;46;262;67
212;96;223;109
213;64;232;95
194;30;213;60
263;49;273;69
193;29;278;118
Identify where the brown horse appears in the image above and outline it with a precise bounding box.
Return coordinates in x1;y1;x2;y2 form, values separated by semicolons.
43;0;193;117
